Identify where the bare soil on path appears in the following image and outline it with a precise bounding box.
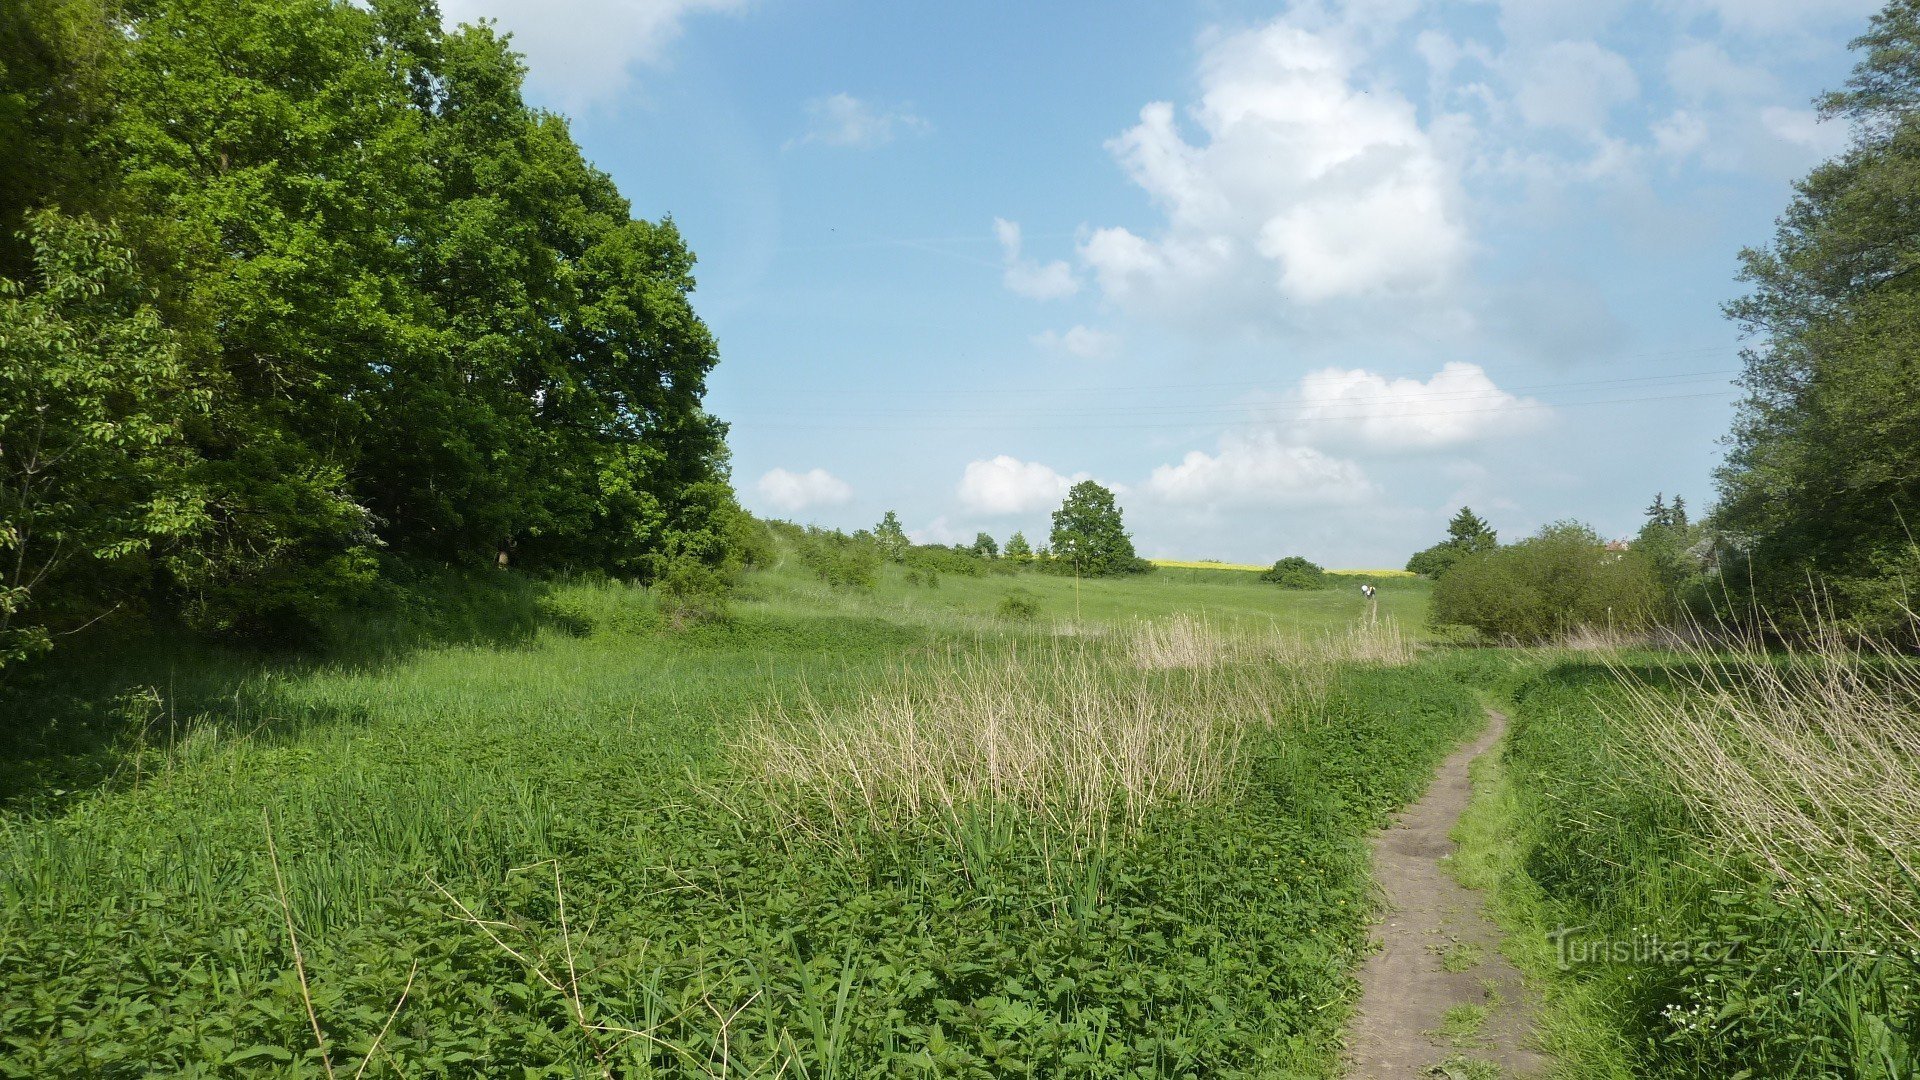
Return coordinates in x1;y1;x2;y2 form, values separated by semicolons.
1345;710;1550;1079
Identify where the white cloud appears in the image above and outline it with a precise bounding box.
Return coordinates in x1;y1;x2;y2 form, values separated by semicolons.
1079;19;1469;313
438;0;743;108
1511;40;1639;136
1291;361;1547;450
1032;325;1120;359
958;455;1086;515
1144;434;1370;508
756;467;853;512
994;219;1079;300
791;93;931;149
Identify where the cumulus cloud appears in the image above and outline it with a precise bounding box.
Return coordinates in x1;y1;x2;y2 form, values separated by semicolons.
1079;20;1468;315
994;219;1079;300
791;93;931;149
958;456;1087;515
1032;325;1120;359
1291;362;1547;450
438;0;743;108
756;467;853;512
1144;434;1370;508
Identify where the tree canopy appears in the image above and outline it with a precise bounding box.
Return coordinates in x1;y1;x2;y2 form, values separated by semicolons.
1716;0;1920;639
1048;481;1142;576
0;0;743;660
1405;506;1498;578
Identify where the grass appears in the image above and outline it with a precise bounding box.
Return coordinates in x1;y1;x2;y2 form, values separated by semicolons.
1432;1003;1490;1047
1452;632;1920;1079
0;549;1475;1077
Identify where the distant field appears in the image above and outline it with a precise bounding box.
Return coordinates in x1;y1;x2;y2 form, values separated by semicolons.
1148;558;1419;579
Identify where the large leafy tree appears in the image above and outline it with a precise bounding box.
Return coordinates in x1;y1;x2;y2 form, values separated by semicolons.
1049;481;1140;576
1717;0;1920;638
0;0;742;648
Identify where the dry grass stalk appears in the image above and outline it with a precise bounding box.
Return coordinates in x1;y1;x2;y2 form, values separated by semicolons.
1605;620;1920;938
734;641;1252;849
734;617;1415;851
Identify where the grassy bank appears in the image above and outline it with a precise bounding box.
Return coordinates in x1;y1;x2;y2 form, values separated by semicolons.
1456;647;1920;1078
1;559;1468;1076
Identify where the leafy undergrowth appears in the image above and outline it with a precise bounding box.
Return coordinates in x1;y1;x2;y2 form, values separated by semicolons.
1498;656;1920;1079
0;587;1482;1077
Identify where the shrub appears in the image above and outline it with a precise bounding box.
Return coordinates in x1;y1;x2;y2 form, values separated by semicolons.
655;555;731;627
792;526;880;590
1260;556;1328;589
996;589;1041;621
1430;521;1664;642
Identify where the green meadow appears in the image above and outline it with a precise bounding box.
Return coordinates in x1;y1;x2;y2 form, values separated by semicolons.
2;553;1470;1077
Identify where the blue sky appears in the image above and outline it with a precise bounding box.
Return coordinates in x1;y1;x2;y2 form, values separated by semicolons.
443;0;1877;567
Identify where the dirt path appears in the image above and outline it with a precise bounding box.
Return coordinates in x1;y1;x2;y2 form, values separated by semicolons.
1345;710;1550;1079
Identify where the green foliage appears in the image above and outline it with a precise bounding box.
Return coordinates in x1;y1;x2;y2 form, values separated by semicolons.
1716;2;1920;640
1003;530;1033;562
0;212;205;664
1406;507;1498;579
1503;660;1920;1078
873;511;909;562
970;531;999;559
0;0;743;658
904;543;986;578
789;525;881;590
996;588;1041;620
1635;493;1708;602
655;554;732;627
1260;556;1329;589
1430;521;1665;642
1048;481;1143;577
0;573;1484;1077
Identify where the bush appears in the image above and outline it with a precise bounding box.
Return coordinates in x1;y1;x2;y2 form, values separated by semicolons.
791;526;880;590
655;555;731;627
1430;521;1664;642
1260;556;1328;589
904;544;985;577
996;589;1041;621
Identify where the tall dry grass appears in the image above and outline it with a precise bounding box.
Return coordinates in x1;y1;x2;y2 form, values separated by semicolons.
734;642;1250;849
732;615;1415;851
1605;620;1920;937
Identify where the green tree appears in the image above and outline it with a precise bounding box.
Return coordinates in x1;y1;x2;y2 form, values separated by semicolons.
873;511;908;562
1003;530;1032;562
1636;492;1705;599
1716;0;1920;638
0;213;205;663
1406;506;1498;578
1048;481;1140;576
0;0;120;278
970;532;998;559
